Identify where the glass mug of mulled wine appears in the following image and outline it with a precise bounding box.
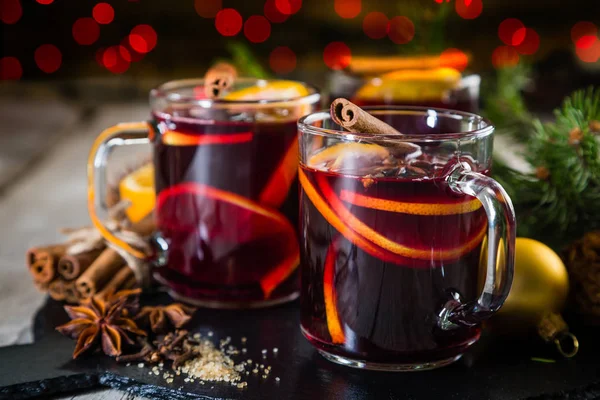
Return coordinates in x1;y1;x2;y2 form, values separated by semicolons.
298;105;516;370
87;78;320;308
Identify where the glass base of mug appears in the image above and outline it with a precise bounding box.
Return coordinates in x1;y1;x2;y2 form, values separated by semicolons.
161;286;299;309
318;350;463;372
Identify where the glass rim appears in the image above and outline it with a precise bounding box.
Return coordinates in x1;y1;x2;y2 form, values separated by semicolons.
297;106;494;142
150;77;321;108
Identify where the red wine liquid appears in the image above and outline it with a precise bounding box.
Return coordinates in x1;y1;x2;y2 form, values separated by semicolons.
300;165;487;365
152;111;300;305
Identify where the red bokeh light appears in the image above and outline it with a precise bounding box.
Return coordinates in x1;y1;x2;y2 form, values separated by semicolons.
440;48;469;72
498;18;525;46
576;35;597;49
335;0;361;19
34;44;62;73
72;17;100;45
120;37;144;62
269;46;297;74
36;0;53;4
492;45;520;69
387;16;415;44
93;3;114;25
95;47;106;67
274;0;302;16
455;0;482;20
323;42;352;70
102;45;130;74
515;28;540;55
194;0;222;18
576;37;600;63
0;57;22;80
571;22;598;44
129;25;157;53
0;0;22;24
264;0;289;23
244;15;271;43
363;12;388;39
215;8;243;36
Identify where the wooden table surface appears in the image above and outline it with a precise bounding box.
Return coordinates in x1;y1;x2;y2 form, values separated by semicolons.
0;93;528;400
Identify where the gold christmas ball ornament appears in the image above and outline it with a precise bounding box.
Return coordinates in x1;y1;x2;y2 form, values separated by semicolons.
485;238;578;357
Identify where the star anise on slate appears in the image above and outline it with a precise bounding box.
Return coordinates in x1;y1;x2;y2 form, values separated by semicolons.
135;303;196;334
56;291;147;359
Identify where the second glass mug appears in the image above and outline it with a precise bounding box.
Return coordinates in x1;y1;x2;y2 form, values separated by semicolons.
298;107;516;370
87;78;321;308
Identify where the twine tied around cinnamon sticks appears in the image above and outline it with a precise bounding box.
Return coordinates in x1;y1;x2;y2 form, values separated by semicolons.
27;199;155;304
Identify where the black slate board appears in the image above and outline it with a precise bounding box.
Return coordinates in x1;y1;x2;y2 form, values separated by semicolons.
1;295;600;400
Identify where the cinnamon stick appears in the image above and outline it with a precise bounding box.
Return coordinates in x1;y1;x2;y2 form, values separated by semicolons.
58;248;104;281
26;244;68;284
64;281;80;304
48;279;66;301
76;248;125;299
97;266;136;298
330;98;402;135
204;62;237;99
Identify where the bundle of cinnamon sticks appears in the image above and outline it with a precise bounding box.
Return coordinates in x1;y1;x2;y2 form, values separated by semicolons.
27;243;138;304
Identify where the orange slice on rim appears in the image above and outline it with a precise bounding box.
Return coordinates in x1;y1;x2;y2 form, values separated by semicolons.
224;81;310;101
156;182;298;298
324;241;345;344
162;131;253;146
339;190;482;216
259;139;299;208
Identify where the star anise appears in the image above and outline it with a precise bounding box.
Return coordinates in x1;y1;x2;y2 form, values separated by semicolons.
135;303;196;334
56;291;147;359
116;330;197;369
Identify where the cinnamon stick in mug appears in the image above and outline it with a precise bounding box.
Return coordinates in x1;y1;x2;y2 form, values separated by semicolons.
76;248;125;299
204;62;238;99
58;248;104;281
330;98;403;135
26;244;68;284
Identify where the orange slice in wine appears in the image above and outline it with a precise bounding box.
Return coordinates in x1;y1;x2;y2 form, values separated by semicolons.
259;139;299;208
119;163;156;223
162;131;253;146
308;143;390;169
156;182;298;298
339;190;482;216
324;241;345;344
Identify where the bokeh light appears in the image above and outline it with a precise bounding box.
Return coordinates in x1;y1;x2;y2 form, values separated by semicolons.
455;0;483;20
269;46;297;74
576;36;600;63
102;45;130;74
36;0;53;4
387;16;415;44
0;0;22;24
363;12;388;39
120;37;145;62
515;28;540;55
492;45;520;68
194;0;222;18
275;0;302;16
72;17;100;45
498;18;525;46
0;57;22;80
244;15;271;43
335;0;361;19
93;3;114;25
264;0;289;23
215;8;243;36
323;41;352;70
34;44;62;73
571;22;598;44
129;24;157;53
440;48;469;71
95;47;106;67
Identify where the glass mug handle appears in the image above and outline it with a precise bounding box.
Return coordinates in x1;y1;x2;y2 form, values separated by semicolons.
87;122;152;260
439;161;516;330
